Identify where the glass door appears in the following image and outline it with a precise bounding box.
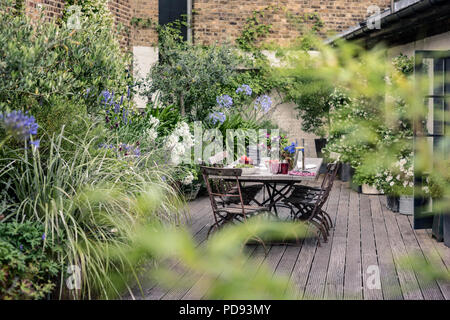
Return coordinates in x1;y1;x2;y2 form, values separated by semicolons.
413;50;450;229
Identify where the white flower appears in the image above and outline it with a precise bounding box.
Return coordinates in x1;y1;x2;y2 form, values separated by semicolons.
387;175;393;182
390;181;395;186
148;115;160;127
145;127;158;142
166;134;179;149
182;172;194;185
173;143;185;156
422;186;430;193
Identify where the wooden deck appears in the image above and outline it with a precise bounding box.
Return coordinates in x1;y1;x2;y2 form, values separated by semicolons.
137;180;450;300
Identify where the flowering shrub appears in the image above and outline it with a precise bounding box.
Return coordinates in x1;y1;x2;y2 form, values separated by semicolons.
324;89;376;168
375;155;414;195
236;84;253;96
208;84;274;130
209;111;227;125
165;122;195;165
0;2;131;152
216;94;234;109
254;94;272;113
145;23;240;121
0;110;40;149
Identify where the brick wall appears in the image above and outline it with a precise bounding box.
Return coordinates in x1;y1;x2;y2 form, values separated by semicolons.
192;0;392;45
23;1;392;48
131;0;158;46
23;1;132;47
25;0;65;21
108;0;132;48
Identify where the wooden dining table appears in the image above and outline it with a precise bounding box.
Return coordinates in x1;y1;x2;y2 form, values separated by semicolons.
214;157;323;215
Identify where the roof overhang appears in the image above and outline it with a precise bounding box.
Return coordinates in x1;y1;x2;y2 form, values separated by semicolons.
326;0;450;48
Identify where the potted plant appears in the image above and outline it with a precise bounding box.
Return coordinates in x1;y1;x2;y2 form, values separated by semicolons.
423;173;450;246
375;156;414;215
353;168;382;195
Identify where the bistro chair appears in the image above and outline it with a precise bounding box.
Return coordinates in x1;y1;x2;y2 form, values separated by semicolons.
282;162;340;244
204;151;265;206
200;166;269;237
287;162;340;230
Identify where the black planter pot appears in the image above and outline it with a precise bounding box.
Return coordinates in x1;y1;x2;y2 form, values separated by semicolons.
314;138;327;158
444;213;450;248
386;195;399;212
432;213;444;242
315;138;328;174
339;163;352;182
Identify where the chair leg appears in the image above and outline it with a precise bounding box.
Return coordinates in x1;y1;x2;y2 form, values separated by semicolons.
308;220;328;242
207;223;219;239
321;209;333;229
316;212;330;233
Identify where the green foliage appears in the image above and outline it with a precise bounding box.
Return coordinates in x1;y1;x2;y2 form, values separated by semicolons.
0;1;131;142
236;6;324;52
130;17;153;29
63;0;114;27
0;221;60;300
392;53;414;76
236;7;277;51
145;23;240;121
0;125;185;299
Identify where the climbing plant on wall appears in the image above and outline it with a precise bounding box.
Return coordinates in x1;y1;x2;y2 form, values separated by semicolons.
236;5;324;52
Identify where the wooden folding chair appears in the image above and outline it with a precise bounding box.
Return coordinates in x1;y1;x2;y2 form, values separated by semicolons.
200;166;269;237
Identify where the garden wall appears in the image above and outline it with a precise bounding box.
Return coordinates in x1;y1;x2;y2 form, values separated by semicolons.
24;0;133;47
192;0;392;45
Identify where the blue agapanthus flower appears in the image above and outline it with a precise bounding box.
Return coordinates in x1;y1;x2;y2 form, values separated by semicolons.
209;111;226;125
101;90;113;105
254;95;272;113
236;84;252;96
0;110;39;142
284;142;297;154
30;139;40;149
216;94;233;109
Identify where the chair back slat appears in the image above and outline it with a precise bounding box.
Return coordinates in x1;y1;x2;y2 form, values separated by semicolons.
201;166;242;177
200;166;246;219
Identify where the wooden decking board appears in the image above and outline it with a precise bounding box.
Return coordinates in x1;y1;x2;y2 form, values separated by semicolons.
410;228;450;299
136;180;450;300
396;215;444;300
303;182;342;299
426;229;450;272
145;201;213;299
344;190;363;300
379;196;424;300
324;184;350;300
292;179;331;299
182;245;259;300
359;194;384;300
369;195;403;300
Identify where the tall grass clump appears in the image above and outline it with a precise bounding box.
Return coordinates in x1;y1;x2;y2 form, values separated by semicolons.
0;123;185;299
